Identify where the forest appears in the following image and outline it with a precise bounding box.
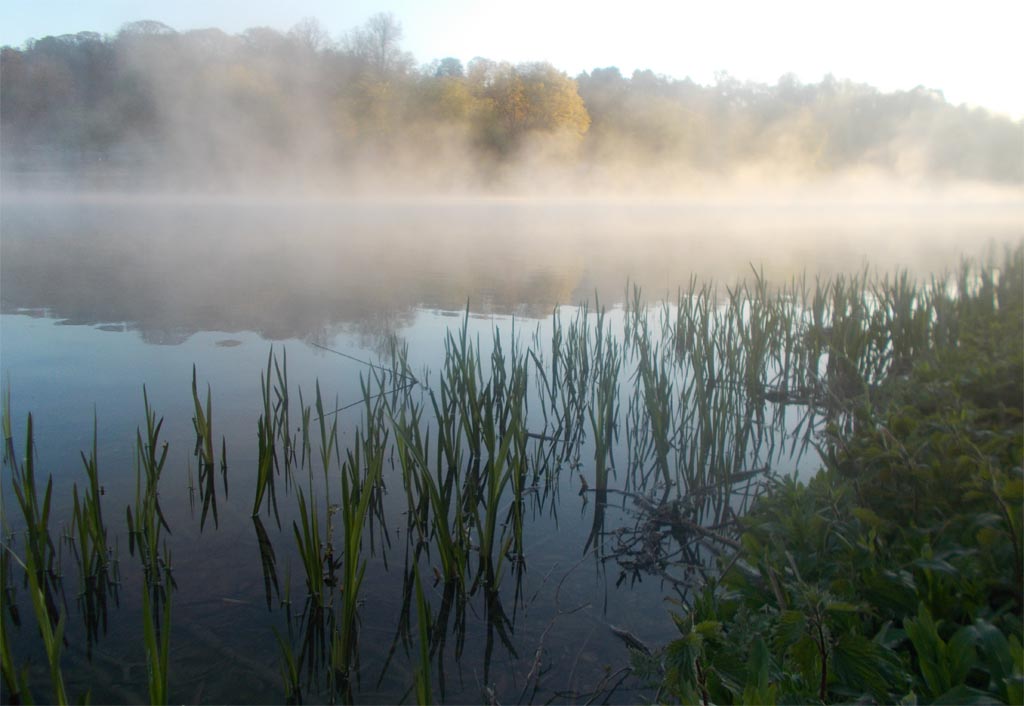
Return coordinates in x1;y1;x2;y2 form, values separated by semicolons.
2;14;1022;191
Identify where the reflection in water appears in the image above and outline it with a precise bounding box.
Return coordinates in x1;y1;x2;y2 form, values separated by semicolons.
2;190;1022;703
2;192;1020;344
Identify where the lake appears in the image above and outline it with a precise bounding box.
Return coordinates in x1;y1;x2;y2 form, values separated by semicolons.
1;189;1021;703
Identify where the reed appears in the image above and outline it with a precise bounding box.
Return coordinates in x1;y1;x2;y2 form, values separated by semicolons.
6;539;68;704
191;366;221;530
2;403;69;704
412;560;433;705
141;564;172;705
0;546;30;703
253;350;282;526
275;627;303;704
253;516;280;611
8;412;60;613
584;320;621;555
126;388;172;592
333;377;389;693
68;414;119;654
292;486;326;607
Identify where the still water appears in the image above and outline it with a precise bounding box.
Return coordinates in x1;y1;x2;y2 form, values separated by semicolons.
1;191;1020;703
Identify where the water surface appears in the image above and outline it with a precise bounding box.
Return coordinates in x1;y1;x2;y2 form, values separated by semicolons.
1;190;1020;703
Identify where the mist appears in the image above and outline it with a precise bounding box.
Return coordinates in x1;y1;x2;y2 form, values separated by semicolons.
2;15;1022;200
2;13;1022;339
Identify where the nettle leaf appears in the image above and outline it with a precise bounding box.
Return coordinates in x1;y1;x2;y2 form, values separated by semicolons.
775;610;807;648
694;620;723;641
664;635;700;690
670;611;691;635
789;635;820;688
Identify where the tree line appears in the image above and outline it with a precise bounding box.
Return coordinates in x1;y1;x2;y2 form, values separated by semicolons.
1;14;1020;187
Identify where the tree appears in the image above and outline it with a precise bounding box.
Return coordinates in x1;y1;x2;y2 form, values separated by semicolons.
117;20;176;38
289;17;331;54
435;57;464;78
467;60;590;153
346;13;412;77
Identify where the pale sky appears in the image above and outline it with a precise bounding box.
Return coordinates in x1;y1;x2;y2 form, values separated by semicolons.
2;0;1022;119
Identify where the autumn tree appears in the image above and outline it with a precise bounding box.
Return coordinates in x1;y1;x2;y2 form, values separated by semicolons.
468;60;590;154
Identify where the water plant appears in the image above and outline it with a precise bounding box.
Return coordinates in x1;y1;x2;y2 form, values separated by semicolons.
332;377;390;696
126;388;173;595
253;350;282;526
141;564;173;705
68;413;119;654
191;365;221;531
2;404;69;704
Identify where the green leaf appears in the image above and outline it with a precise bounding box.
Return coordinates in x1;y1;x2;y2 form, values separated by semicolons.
947;626;978;686
833;632;903;702
913;557;959;576
931;684;1001;705
968;620;1013;688
904;603;947;697
789;635;820;689
775;610;807;649
852;506;885;529
664;636;699;691
694;620;723;640
1000;479;1024;503
824;601;861;613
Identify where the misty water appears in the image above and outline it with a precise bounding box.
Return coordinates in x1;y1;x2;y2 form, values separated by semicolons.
1;189;1021;703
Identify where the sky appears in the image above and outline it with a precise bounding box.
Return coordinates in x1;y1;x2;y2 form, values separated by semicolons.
3;0;1023;119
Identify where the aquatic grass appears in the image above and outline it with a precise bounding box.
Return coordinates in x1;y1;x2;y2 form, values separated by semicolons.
275;627;303;704
292;487;327;607
0;568;30;704
4;540;68;705
126;388;173;592
635;337;675;493
191;365;221;530
68;414;119;654
412;560;433;705
0;447;28;703
391;404;466;589
333;378;389;694
253;516;280;611
1;399;71;704
191;365;215;467
141;565;172;706
273;348;297;475
7;412;64;633
584;323;621;555
2;383;13;471
313;382;338;509
253;350;282;527
472;385;517;592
